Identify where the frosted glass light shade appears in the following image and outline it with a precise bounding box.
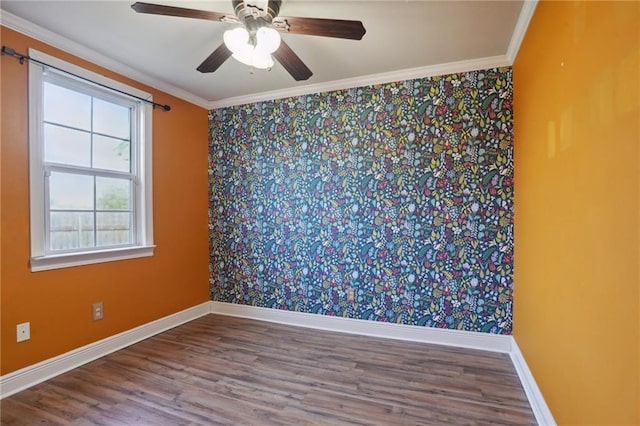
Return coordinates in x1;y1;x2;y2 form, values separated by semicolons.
231;50;274;69
231;48;255;68
223;26;279;70
223;27;250;54
251;52;274;69
256;27;281;54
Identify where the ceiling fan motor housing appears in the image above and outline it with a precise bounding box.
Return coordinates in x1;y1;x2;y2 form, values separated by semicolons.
233;0;281;31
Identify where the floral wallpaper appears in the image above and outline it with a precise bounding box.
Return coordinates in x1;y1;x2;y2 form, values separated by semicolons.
209;67;514;334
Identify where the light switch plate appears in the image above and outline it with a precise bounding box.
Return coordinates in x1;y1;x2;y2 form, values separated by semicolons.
17;322;30;342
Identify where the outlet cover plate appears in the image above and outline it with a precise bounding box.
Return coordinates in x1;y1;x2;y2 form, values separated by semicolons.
17;322;30;342
92;302;103;321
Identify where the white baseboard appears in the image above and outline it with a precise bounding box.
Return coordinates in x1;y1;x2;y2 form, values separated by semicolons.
2;300;555;426
210;301;512;353
0;302;211;399
210;302;555;425
509;338;556;425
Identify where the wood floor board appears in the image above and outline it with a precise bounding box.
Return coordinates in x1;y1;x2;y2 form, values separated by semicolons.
1;314;536;425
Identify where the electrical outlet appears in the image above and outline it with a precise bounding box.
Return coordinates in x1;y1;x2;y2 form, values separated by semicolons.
17;322;30;342
347;288;355;303
92;302;104;321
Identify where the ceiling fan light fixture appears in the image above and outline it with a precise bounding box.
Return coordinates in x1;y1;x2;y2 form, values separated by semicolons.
223;27;250;53
224;26;279;70
256;27;280;54
250;52;274;69
230;45;254;67
231;49;274;69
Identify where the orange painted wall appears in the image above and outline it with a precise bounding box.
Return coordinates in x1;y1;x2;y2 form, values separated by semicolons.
0;27;211;375
513;1;639;424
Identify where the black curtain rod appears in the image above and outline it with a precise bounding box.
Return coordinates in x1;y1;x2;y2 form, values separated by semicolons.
1;45;171;111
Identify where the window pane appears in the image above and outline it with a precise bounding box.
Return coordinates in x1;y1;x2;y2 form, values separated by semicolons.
50;211;94;251
97;212;131;246
93;98;130;140
44;123;91;166
44;82;91;131
96;177;131;210
49;172;94;210
93;135;130;172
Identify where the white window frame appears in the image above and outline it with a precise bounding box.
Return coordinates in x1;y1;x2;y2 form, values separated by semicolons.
28;49;154;272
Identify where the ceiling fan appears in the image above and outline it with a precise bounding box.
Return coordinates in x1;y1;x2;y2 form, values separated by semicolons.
131;1;366;81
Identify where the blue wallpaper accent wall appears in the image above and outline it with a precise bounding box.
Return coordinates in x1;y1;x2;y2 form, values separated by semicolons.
209;67;514;334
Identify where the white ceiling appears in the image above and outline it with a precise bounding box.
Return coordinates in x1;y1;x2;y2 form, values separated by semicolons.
0;1;531;109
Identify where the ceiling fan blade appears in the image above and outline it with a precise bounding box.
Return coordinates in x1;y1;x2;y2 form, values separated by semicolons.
273;16;366;40
131;2;230;22
197;44;233;73
273;40;312;81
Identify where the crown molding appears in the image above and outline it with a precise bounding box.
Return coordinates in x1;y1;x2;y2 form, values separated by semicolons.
0;10;210;110
208;55;511;109
506;0;538;64
1;0;536;113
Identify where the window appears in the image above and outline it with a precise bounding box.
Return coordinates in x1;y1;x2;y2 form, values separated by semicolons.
29;49;154;271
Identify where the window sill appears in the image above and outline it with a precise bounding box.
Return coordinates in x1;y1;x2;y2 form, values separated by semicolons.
30;245;155;272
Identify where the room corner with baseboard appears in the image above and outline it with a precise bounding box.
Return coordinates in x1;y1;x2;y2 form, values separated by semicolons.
2;0;639;424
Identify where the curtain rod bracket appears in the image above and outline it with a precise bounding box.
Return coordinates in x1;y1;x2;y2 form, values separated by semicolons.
2;45;26;64
2;45;172;112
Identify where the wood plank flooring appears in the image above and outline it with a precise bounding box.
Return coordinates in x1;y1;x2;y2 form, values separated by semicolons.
1;314;536;425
